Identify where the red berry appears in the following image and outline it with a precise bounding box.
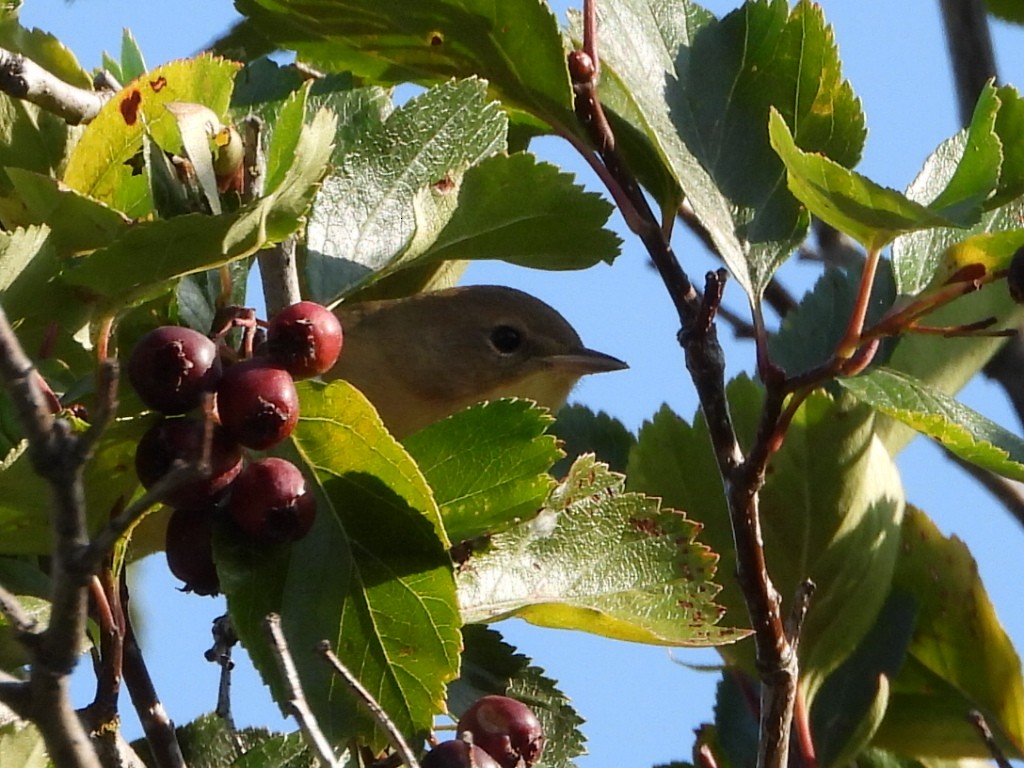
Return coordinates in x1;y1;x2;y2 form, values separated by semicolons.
216;361;299;450
421;740;501;768
165;506;220;596
135;418;242;508
129;326;221;414
457;696;545;768
228;457;316;542
266;301;343;379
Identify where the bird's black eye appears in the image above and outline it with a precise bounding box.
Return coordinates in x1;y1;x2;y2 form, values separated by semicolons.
490;325;522;354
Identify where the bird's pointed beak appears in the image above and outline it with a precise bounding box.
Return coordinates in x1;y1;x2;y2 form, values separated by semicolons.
545;348;628;375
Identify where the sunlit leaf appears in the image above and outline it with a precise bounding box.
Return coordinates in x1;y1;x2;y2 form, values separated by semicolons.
403;399;560;544
839;367;1024;482
873;507;1024;759
219;380;459;752
591;0;864;300
458;454;740;646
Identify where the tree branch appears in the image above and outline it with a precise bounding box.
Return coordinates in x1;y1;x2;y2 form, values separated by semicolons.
0;46;108;124
938;0;998;125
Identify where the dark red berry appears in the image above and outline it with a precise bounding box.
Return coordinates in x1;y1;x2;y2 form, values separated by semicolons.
129;326;221;414
266;301;343;379
457;696;545;768
216;361;299;450
1008;246;1024;304
228;458;316;542
421;740;501;768
135;418;243;508
165;506;220;596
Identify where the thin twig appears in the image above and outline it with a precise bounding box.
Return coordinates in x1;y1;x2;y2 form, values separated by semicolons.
120;577;185;768
264;614;338;767
318;641;421;768
0;302;100;768
967;710;1013;768
0;583;38;633
205;614;242;743
0;46;109;124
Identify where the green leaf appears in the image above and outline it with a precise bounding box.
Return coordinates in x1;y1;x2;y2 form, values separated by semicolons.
63;55;241;217
219;380;459;751
550;404;636;477
235;0;574;126
119;28;147;83
61;107;335;312
0;95;77;228
403;399;560;545
769;109;950;252
303;78;507;304
0;17;91;89
918;228;1024;292
891;85;1024;294
880;204;1024;456
809;592;917;768
873;507;1024;759
0;416;140;556
987;0;1024;23
592;0;864;301
0;594;48;670
7;168;132;253
627;378;905;694
713;670;760;768
769;262;896;377
449;625;587;768
838;367;1024;483
0;721;48;768
419;153;621;271
457;454;740;646
919;82;1002;223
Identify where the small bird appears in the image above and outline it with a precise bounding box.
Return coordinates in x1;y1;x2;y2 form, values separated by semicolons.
327;285;627;438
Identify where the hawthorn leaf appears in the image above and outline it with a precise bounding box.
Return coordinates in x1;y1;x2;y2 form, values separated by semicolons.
918;82;1001;223
418;153;621;271
61;106;335;311
449;625;586;768
402;399;560;544
6;168;131;253
918;228;1024;293
303;78;507;304
872;507;1024;759
0;416;140;556
769;262;896;377
0;16;92;89
592;0;864;301
63;55;240;218
0;95;77;228
878;222;1024;458
550;404;636;477
809;592;917;768
0;594;48;670
628;378;905;695
234;0;574;126
0;721;47;768
457;454;741;647
892;85;1024;295
712;670;761;768
769;109;951;252
990;84;1024;206
838;367;1024;482
218;380;459;752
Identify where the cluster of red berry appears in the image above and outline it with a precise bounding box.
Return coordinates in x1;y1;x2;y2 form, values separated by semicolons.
424;695;545;768
128;302;343;595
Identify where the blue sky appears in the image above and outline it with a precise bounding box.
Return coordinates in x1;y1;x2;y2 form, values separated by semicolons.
16;1;1024;766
